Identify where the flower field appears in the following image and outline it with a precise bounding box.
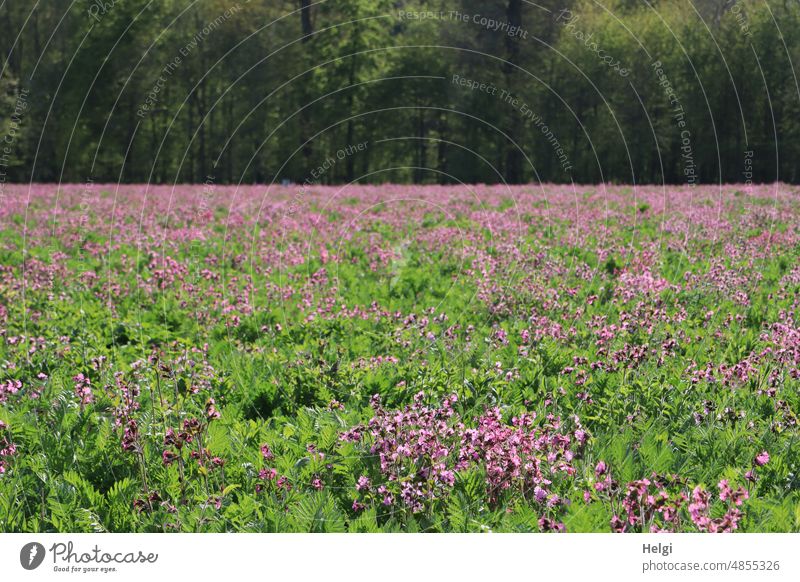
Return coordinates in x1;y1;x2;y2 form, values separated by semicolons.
0;183;798;533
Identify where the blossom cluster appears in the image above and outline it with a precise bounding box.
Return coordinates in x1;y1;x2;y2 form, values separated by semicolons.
344;392;583;529
0;420;16;475
589;467;754;533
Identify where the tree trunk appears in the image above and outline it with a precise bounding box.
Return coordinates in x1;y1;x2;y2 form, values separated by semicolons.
298;0;314;166
503;0;523;183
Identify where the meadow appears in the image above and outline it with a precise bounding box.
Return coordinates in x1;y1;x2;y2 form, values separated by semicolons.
0;183;798;532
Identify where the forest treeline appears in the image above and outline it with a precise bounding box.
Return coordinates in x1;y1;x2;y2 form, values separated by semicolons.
1;0;799;185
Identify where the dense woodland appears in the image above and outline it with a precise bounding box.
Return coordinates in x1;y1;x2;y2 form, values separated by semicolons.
1;0;800;185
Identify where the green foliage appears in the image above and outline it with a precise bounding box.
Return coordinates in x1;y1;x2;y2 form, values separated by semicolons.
2;1;800;184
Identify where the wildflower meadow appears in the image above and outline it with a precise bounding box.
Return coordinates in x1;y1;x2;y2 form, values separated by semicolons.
0;183;797;533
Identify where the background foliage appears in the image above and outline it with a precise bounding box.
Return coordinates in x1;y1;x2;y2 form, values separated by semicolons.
1;0;799;185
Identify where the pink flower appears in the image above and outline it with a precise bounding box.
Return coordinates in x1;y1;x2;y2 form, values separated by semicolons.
205;398;221;420
719;480;749;506
610;515;625;532
260;444;274;460
574;429;588;445
689;486;711;530
754;451;769;467
538;517;565;532
72;373;94;406
718;479;732;502
258;467;277;481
